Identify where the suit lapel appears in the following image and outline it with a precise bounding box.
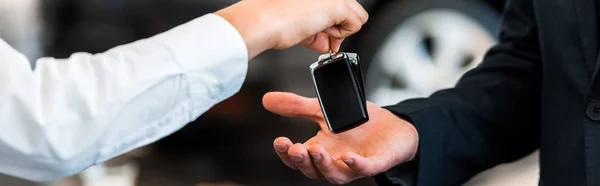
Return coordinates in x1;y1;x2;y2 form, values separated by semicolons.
572;0;598;77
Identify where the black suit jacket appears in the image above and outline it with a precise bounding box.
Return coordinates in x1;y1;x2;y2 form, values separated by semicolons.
376;0;600;185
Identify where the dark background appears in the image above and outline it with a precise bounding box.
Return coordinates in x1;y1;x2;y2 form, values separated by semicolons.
0;0;514;185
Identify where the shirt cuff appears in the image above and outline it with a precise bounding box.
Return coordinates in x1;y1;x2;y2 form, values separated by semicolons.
154;13;249;118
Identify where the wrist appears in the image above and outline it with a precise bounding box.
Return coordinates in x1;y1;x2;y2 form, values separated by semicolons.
215;2;276;59
404;121;419;161
383;109;420;162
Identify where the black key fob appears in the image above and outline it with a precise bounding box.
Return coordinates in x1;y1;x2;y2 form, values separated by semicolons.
310;52;369;133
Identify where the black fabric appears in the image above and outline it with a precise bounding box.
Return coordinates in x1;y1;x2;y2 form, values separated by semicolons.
375;0;600;185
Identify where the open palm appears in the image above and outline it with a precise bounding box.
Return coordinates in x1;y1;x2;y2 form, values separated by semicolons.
263;92;419;184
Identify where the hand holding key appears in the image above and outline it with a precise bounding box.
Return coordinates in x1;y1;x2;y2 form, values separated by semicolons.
216;0;368;58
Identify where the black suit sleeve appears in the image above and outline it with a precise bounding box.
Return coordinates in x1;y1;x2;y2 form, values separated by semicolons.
375;0;541;185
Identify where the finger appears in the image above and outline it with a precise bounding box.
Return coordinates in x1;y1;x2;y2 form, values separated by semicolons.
346;0;369;24
289;143;323;179
342;152;385;177
274;137;297;170
309;145;353;184
324;0;366;39
262;92;323;122
329;37;344;53
300;35;316;47
323;13;363;39
302;32;331;53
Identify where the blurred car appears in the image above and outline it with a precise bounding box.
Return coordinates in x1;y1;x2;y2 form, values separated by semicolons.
350;0;505;105
2;0;540;185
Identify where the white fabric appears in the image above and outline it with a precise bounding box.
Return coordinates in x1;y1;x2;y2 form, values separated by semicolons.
0;13;248;181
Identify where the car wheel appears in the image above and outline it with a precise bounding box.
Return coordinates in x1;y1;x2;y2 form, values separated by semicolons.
350;0;499;106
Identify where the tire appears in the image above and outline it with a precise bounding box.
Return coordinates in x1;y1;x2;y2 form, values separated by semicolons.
346;0;500;105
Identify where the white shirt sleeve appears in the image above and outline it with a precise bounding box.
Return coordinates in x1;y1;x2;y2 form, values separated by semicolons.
0;13;248;181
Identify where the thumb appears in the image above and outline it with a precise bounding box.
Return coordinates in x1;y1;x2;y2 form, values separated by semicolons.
262;92;323;121
329;37;344;53
301;31;344;53
301;32;332;53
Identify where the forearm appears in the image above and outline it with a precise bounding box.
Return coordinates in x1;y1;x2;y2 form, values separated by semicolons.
0;14;247;181
382;70;542;185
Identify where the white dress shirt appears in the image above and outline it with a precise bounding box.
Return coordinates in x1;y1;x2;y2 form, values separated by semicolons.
0;14;248;181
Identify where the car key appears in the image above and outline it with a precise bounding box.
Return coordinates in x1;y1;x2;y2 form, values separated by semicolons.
310;52;369;133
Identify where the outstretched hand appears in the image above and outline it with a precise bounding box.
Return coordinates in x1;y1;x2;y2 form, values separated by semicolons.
263;92;419;184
